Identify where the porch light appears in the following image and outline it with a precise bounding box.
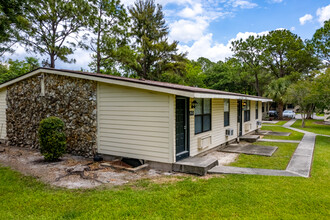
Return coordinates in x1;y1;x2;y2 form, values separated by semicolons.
191;100;198;109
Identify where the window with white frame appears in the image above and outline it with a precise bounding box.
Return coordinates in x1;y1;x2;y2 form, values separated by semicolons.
224;99;230;127
195;98;211;134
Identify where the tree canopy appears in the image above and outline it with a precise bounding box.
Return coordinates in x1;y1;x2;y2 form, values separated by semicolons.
19;0;93;68
311;19;330;66
121;0;187;80
88;0;129;74
0;57;40;83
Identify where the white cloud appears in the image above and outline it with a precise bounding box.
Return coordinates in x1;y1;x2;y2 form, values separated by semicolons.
178;3;203;18
299;14;313;25
178;34;233;62
178;31;269;62
290;26;295;31
231;0;258;9
169;17;209;43
316;4;330;25
230;31;269;42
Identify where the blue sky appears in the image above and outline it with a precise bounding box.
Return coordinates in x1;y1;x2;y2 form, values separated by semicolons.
5;0;330;70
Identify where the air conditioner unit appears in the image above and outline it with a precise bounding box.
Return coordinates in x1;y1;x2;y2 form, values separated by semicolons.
257;121;262;126
244;123;251;132
225;128;234;136
197;136;212;150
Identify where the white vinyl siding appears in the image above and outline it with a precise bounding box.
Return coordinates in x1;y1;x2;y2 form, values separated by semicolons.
0;88;6;139
189;99;238;156
242;101;261;135
97;83;174;163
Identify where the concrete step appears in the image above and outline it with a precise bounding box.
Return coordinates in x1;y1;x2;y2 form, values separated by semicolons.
239;134;260;142
173;156;218;176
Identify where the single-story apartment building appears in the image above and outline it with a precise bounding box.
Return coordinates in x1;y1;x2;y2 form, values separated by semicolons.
0;68;271;166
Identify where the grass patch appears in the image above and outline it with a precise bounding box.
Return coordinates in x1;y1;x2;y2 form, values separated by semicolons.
316;113;324;116
262;121;287;126
261;125;304;140
230;142;298;170
275;121;288;126
292;119;330;135
0;136;329;219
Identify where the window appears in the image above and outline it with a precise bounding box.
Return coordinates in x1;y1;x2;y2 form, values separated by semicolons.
195;98;211;134
244;100;250;122
224;99;230;127
255;102;259;119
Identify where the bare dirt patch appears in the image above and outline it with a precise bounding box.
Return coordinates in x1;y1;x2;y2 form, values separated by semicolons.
205;151;239;166
0;145;195;189
0;145;238;189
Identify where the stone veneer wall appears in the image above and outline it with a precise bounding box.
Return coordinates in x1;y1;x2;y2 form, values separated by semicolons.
6;73;97;157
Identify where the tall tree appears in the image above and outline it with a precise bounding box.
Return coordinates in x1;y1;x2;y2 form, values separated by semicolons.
264;77;290;119
89;0;129;73
264;29;319;79
231;35;269;96
20;0;92;68
313;69;330;112
203;58;254;94
124;0;187;80
311;19;330;66
263;29;320;119
285;80;314;127
0;0;29;56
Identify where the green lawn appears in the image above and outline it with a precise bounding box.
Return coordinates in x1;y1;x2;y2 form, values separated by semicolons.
261;125;304;140
275;121;288;126
292;119;330;135
262;121;287;126
0;136;329;219
230;142;298;170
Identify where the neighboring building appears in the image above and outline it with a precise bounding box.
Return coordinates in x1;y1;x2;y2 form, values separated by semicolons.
0;68;271;166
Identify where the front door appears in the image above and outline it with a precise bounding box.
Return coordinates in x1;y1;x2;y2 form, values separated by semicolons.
237;100;243;136
175;97;189;161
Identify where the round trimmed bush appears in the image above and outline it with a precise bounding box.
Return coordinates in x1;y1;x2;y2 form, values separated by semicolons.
38;116;66;161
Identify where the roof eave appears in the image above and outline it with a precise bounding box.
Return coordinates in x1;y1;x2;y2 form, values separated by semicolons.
0;68;273;102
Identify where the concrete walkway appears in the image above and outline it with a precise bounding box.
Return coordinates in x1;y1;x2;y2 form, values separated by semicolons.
257;139;300;143
208;166;301;177
209;119;318;178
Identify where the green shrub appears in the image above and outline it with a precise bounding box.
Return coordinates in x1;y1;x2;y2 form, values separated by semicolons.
38;116;66;161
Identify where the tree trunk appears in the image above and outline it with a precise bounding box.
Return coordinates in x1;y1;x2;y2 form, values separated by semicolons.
50;54;55;68
301;112;305;128
96;8;102;73
277;101;284;120
306;104;314;119
255;72;260;96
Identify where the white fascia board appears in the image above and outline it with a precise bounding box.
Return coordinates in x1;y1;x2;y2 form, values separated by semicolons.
193;93;272;102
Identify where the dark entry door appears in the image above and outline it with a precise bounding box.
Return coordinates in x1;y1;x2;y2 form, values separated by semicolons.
237;100;243;136
176;97;189;161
